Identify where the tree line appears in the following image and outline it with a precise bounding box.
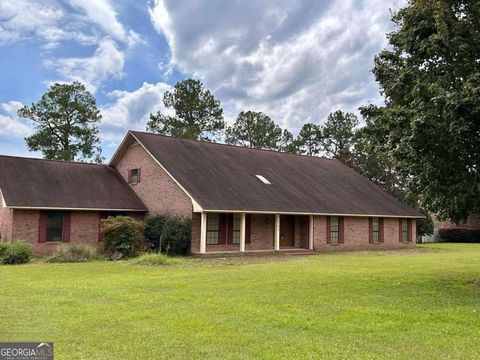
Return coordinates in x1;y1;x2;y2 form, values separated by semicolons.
16;0;479;227
146;78;360;160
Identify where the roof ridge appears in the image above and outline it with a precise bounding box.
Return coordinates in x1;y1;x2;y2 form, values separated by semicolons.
130;130;336;161
0;154;107;166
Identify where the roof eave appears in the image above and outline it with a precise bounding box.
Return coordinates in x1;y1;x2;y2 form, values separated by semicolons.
198;209;425;218
109;131;135;166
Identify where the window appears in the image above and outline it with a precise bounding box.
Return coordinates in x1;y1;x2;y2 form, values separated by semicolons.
372;217;380;244
401;219;409;242
205;213;251;246
39;211;70;243
129;168;140;184
330;216;339;244
206;213;220;245
46;211;63;242
232;214;241;244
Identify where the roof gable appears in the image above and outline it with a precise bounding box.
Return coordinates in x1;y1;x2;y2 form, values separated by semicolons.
129;131;422;217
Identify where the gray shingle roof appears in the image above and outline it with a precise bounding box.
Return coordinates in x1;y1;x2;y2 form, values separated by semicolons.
131;131;422;217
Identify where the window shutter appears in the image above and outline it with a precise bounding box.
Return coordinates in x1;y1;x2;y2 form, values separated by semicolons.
380;218;384;243
62;212;71;242
398;218;402;242
219;213;227;245
38;211;48;243
127;170;131;184
339;217;344;244
368;218;373;244
326;216;331;244
245;214;252;244
138;168;141;183
408;219;412;242
226;214;233;244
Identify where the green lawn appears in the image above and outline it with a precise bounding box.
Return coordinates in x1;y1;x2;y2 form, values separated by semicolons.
1;244;479;359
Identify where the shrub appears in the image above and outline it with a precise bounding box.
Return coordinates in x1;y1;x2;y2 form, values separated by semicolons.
144;215;191;255
144;215;167;250
0;242;8;258
416;214;434;240
48;244;100;263
100;216;144;258
437;229;480;243
130;253;184;266
2;242;32;265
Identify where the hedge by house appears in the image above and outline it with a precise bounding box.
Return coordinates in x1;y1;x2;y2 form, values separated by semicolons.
437;229;480;243
144;214;191;255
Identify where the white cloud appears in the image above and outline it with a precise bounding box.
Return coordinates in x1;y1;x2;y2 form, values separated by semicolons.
0;101;32;137
150;0;406;133
100;82;172;145
0;0;138;48
68;0;139;45
0;0;98;46
46;38;125;93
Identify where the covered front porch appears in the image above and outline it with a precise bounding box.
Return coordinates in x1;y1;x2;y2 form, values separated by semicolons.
196;212;314;254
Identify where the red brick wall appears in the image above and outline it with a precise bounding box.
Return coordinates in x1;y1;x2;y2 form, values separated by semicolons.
70;211;102;248
191;213;308;253
191;213;277;253
313;216;416;251
9;209;140;255
192;213;416;253
12;210;39;248
114;143;193;218
191;212;201;253
0;207;13;242
248;214;275;250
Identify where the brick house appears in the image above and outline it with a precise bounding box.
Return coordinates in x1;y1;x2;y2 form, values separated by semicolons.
0;156;146;254
0;131;423;254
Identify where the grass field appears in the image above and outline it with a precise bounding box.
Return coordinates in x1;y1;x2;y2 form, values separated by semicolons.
1;243;479;359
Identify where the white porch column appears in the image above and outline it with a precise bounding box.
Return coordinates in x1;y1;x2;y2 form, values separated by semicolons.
240;212;246;252
274;213;280;251
309;215;314;250
200;212;207;254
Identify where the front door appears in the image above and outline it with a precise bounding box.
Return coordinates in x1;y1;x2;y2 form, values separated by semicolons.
280;215;294;247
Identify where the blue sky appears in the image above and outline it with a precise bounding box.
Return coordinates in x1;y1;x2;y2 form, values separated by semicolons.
0;0;405;160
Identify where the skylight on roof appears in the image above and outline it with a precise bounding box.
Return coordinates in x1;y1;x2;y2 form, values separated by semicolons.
255;175;271;185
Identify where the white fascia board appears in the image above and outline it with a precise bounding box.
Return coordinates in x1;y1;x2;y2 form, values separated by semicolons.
0;189;6;208
7;206;147;212
108;132;134;166
199;209;425;219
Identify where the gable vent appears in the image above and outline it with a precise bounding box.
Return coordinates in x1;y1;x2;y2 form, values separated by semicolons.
255;175;271;185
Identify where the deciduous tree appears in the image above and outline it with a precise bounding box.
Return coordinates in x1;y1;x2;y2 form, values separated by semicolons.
367;0;480;222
